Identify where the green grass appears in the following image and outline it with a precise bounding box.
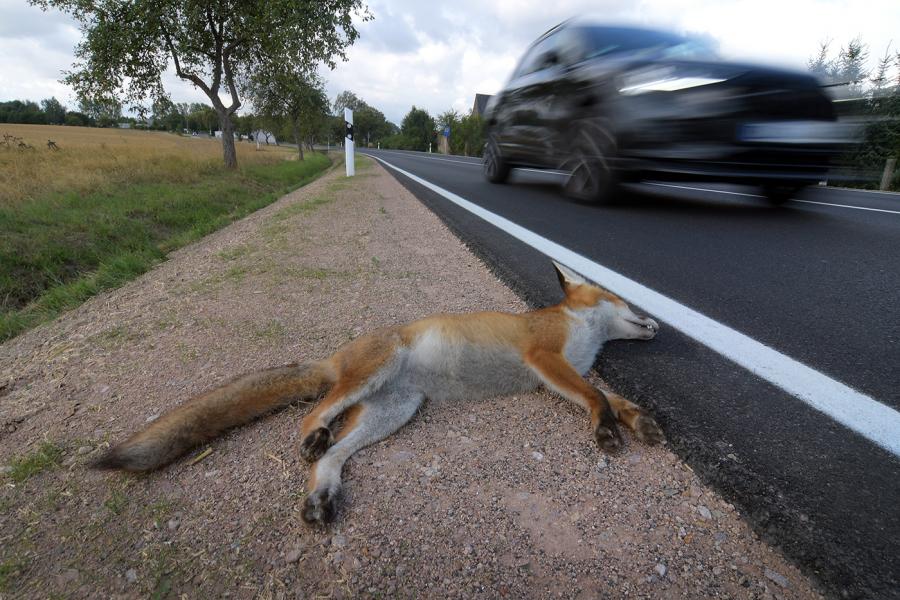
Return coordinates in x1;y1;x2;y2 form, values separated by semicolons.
104;489;128;515
2;442;63;483
0;558;25;592
0;153;331;341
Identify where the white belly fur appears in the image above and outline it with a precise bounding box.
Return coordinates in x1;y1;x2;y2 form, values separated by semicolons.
403;328;539;402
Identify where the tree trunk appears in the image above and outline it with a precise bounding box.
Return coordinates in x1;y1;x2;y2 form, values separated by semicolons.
293;122;304;161
218;111;238;170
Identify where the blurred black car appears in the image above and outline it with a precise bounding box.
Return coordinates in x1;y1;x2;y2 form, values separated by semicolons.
482;22;855;204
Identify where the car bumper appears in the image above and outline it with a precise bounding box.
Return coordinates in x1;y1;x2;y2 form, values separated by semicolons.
614;118;858;184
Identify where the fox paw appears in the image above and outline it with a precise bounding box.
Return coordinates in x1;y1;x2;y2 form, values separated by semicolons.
594;422;624;453
634;414;665;446
302;488;339;525
300;427;333;463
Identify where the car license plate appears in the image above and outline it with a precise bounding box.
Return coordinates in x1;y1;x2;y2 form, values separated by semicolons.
739;121;855;144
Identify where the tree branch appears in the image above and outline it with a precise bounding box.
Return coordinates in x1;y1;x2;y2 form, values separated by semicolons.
205;7;223;98
223;49;241;115
160;21;213;99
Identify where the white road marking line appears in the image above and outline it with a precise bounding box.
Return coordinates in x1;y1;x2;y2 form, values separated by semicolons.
646;182;900;214
370;154;900;458
791;199;900;215
515;168;569;176
371;151;481;166
646;182;763;197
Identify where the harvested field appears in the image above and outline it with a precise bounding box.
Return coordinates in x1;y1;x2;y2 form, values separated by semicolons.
0;124;290;205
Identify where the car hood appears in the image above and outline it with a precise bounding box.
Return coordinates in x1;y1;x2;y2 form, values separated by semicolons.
605;57;823;91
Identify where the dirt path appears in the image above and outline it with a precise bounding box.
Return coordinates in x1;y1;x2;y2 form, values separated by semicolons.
1;156;823;599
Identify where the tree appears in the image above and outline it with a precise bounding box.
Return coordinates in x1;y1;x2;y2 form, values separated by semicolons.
249;67;329;160
0;100;46;124
40;97;67;125
332;90;364;115
32;0;371;170
454;112;485;157
331;90;392;147
807;40;834;83
400;106;435;152
871;44;894;97
78;96;121;127
151;96;186;131
64;111;92;126
837;37;870;96
807;38;900;190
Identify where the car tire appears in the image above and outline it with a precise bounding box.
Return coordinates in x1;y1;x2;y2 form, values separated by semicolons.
563;120;618;203
483;136;511;184
762;184;805;206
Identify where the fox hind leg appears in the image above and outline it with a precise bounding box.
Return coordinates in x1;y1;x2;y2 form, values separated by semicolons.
602;389;664;445
302;388;423;525
299;379;378;463
299;336;402;463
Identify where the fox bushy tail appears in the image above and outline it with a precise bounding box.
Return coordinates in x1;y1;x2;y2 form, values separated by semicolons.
92;362;335;472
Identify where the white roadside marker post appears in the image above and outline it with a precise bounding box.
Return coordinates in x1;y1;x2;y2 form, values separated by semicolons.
344;108;355;177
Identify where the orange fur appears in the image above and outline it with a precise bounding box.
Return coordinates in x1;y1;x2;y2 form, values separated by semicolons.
93;260;662;524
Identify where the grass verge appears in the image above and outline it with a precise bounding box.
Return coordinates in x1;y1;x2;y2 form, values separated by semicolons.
2;442;63;483
0;152;331;341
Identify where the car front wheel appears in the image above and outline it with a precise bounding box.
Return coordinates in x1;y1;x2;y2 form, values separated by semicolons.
483;136;511;184
563;120;618;203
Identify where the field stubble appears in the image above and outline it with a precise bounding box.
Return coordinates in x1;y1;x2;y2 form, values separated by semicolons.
0;124;288;205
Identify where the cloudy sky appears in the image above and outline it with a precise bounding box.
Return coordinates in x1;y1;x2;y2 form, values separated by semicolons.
0;0;896;124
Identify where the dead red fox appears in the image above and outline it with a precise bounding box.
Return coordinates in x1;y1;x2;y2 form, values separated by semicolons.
93;262;663;524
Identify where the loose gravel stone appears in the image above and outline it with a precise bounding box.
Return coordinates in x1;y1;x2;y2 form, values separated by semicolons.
766;567;791;588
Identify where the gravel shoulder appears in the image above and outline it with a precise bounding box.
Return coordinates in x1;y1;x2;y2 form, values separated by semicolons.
1;155;823;599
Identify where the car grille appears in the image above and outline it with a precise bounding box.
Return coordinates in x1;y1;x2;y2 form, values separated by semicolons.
733;88;834;120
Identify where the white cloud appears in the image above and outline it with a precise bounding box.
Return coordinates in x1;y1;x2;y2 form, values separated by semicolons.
1;0;897;123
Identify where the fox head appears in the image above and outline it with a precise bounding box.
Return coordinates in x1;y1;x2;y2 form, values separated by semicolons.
552;261;659;340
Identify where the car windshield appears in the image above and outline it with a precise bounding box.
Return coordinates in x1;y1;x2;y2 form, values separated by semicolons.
579;26;716;61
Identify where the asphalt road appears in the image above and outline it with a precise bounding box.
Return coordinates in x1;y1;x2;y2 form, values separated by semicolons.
362;148;900;600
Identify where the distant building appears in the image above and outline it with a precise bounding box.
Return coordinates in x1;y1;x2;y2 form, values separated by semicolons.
472;93;492;117
117;122;131;129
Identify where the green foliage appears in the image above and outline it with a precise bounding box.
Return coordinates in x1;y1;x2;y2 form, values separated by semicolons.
396;106;435;152
3;442;63;483
104;489;129;515
30;0;371;168
808;37;900;189
0;558;26;592
64;111;92;126
331;90;396;147
40;97;67;125
436;109;484;157
0;100;47;124
77;96;122;127
0;153;331;341
248;68;329;159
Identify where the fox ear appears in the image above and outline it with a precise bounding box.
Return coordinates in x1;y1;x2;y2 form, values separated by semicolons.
552;261;587;290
